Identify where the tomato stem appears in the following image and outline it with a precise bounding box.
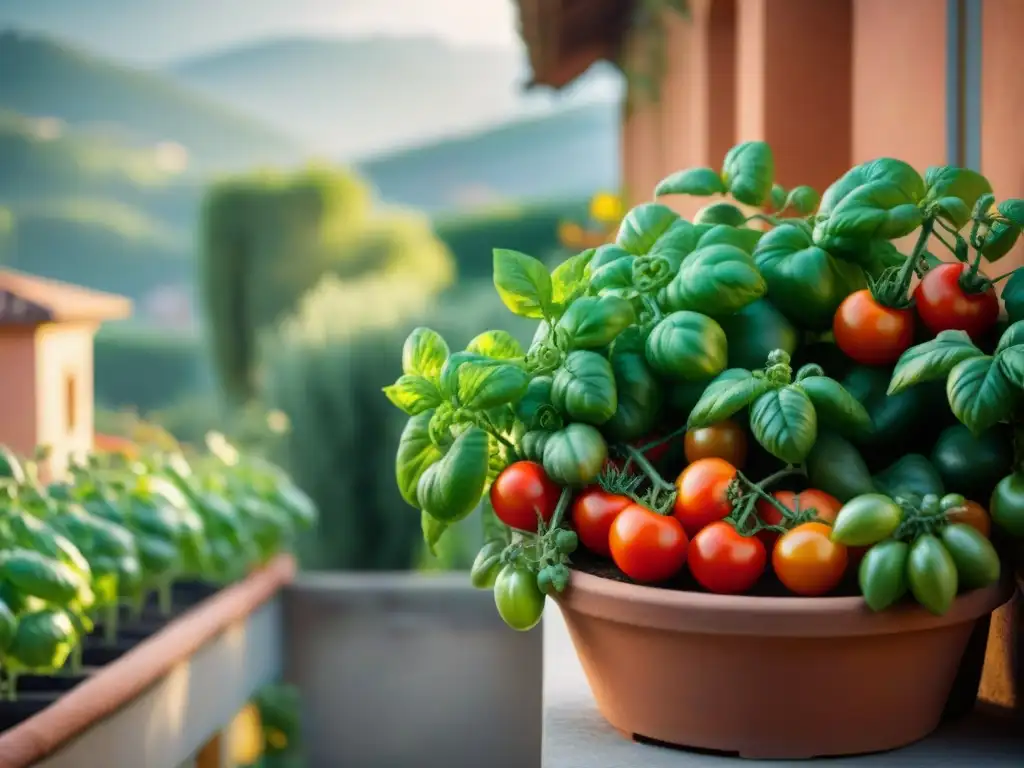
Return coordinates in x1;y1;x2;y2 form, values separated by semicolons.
635;424;687;455
548;487;573;532
624;445;677;514
873;217;935;309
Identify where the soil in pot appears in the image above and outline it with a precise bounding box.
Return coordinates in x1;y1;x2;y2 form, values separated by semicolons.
0;692;62;733
557;553;1014;759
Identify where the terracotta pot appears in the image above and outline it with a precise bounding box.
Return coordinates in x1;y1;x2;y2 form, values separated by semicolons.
556;570;1014;759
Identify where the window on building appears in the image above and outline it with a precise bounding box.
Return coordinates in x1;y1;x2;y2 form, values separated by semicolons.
65;372;77;433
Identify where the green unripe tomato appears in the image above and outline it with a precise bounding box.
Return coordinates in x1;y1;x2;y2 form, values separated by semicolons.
494;564;545;631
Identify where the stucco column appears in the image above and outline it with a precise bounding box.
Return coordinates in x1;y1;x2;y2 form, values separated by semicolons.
734;0;853;194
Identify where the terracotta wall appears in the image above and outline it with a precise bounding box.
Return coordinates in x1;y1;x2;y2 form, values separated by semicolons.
0;329;39;464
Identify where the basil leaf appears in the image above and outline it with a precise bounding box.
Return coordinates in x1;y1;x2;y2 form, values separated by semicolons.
7;609;76;672
694;224;763;256
0;549;83;604
456;361;529;411
421;511;448;557
923;166;993;229
750;385;818;464
493;249;554;319
786;185;821;215
616;203;680;254
945;356;1014;435
997;347;1024;389
383;374;443;415
467;330;524;360
1003;269;1024;325
722;141;774;206
645;311;728;382
515;376;561;432
417;427;490;523
687;370;772;427
661;244;766;315
551;350;618;426
998;199;1024;228
551;249;594;305
589;255;636;297
654;167;726;198
395;410;444;509
770;184;787;211
997;321;1024;354
695;202;747;227
981;221;1020;262
797;376;872;440
401;327;449;382
556;295;636;349
817;181;924;242
888;331;983;394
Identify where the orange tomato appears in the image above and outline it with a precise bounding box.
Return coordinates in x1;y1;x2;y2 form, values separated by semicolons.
772;522;848;597
947;500;991;538
673;458;737;537
684;420;748;468
609;503;688;583
833;289;915;366
756;489;842;547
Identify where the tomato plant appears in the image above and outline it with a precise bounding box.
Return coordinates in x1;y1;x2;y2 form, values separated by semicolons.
493;564;546;631
571;487;632;557
833;290;914;366
673;458;737;536
489;461;561;532
688;522;767;594
609;504;688;583
772;522;848;596
756;489;841;547
684;420;748;468
914;262;999;339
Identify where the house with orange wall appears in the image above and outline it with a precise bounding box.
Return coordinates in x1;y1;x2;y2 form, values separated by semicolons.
514;0;1024;268
0;268;131;481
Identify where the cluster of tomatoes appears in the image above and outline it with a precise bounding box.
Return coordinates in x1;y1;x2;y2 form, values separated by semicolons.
834;262;999;365
490;424;862;598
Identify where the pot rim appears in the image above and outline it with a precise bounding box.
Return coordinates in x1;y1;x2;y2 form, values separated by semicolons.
556;568;1015;637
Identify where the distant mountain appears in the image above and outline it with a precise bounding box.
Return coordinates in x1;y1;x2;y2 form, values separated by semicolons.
356;101;620;212
0;29;302;172
170;35;621;160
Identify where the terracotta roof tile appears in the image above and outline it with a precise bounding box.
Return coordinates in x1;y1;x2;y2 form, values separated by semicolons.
0;269;132;326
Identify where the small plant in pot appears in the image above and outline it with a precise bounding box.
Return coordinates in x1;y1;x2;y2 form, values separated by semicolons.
385;142;1024;758
0;433;315;730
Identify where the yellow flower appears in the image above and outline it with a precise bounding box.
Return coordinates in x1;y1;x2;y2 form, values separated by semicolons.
590;192;624;224
557;221;584;247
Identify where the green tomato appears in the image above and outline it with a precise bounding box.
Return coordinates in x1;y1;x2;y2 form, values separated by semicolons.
494;564;546;631
907;534;959;616
716;299;799;371
645;311;727;381
470;541;505;590
753;222;867;330
939;523;1001;590
830;494;902;547
556;295;636;350
551;351;618;426
990;472;1024;537
805;431;876;503
930;424;1013;504
873;455;944;503
542;424;608;488
858;539;909;612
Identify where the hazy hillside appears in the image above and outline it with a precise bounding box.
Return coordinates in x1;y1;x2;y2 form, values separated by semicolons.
170;35;621;159
0;30;302;172
357;101;619;211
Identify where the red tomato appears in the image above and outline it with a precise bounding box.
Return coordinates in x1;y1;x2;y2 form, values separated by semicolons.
684;420;748;468
687;521;767;594
914;262;1000;339
755;489;842;547
833;289;914;366
571;487;632;557
673;458;737;536
772;522;848;596
489;461;561;532
609;504;688;583
947;500;992;538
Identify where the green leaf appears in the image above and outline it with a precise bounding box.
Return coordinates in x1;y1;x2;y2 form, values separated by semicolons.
421;511;448;557
417;427;490;523
1003;269;1024;325
998;199;1024;228
797;376;872;439
654;167;726;197
6;609;76;673
551;249;594;305
492;249;554;319
383;374;443;415
645;311;728;381
770;184;787;211
722;141;774;206
515;376;561;431
815;159;926;246
888;331;983;394
996;321;1024;354
750;385;818;464
556;295;636;349
687;370;772;427
456;361;530;411
402;327;449;382
0;549;83;604
981;221;1020;262
946;356;1014;435
694;202;747;227
923;166;993;228
616;203;680;254
395;410;444;509
589;254;636;297
661;244;766;315
551;350;618;426
466;330;524;360
997;347;1024;389
694;224;763;255
786;186;821;215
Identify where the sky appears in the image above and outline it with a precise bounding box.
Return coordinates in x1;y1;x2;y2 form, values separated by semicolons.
0;0;522;63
